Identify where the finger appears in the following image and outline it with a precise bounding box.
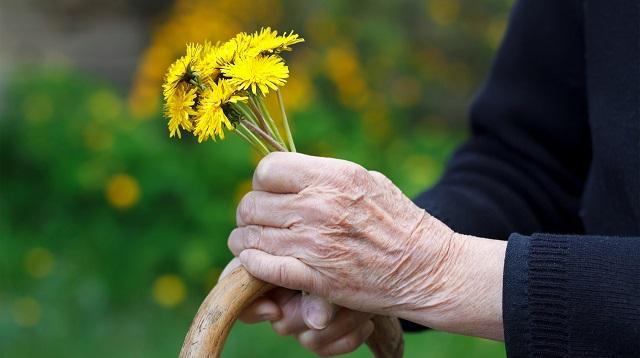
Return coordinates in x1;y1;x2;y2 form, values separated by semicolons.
267;287;299;306
238;249;320;293
239;296;282;323
298;309;373;350
236;191;302;228
253;152;345;193
219;257;242;280
314;320;375;357
228;225;300;257
271;293;311;336
301;294;336;330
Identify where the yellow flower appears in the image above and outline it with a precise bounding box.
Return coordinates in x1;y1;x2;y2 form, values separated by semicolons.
162;43;202;100
249;27;304;56
224;32;254;61
223;55;289;95
166;84;197;138
194;80;247;142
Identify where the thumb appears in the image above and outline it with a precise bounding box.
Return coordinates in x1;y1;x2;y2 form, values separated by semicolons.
301;293;336;330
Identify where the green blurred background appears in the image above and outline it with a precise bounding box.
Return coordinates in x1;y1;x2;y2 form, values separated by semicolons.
0;0;513;356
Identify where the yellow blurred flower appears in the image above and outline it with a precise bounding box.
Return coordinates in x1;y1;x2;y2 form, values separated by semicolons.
233;179;253;204
12;297;41;327
325;44;369;108
193;80;247;142
223;55;289;95
428;0;460;27
87;90;122;122
24;247;55;279
153;274;187;307
280;61;314;112
105;174;140;209
166;84;197;139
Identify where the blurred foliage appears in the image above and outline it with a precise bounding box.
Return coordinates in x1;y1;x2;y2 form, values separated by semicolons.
1;0;512;356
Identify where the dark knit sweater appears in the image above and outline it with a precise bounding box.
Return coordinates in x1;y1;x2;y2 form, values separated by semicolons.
405;0;640;356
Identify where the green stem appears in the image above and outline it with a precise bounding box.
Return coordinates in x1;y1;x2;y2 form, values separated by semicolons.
255;95;286;149
276;90;296;152
236;124;269;155
240;119;287;152
235;102;259;127
248;97;272;135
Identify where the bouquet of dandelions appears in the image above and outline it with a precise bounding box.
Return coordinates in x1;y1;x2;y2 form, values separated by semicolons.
164;27;403;358
163;27;301;154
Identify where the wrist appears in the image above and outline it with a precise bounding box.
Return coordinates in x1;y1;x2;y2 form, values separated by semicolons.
393;216;506;341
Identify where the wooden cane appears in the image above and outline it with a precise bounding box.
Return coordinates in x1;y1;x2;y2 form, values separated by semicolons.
180;266;404;357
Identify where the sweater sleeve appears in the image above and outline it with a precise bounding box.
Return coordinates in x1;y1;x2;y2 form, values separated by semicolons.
504;233;640;357
414;0;591;241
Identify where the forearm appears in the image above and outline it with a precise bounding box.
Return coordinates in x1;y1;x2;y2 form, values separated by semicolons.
393;215;507;341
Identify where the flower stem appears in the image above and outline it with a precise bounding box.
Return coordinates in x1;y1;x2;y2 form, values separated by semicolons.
236;124;269;155
235;102;259;127
240;119;287;152
255;95;286;149
248;97;273;135
276;90;296;152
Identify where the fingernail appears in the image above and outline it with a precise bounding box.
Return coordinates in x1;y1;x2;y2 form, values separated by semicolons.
305;306;329;329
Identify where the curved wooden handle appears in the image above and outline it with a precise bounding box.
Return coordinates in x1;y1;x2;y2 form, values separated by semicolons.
180;266;404;357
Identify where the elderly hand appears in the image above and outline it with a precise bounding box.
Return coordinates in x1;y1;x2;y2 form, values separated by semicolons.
221;258;374;356
229;152;506;341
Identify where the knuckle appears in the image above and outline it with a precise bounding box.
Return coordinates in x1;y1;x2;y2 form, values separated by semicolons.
236;192;257;224
227;228;239;251
276;264;289;285
368;170;389;184
346;163;369;185
245;226;262;249
253;152;281;187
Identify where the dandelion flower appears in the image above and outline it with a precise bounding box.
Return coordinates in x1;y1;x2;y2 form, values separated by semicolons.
249;27;305;56
162;43;203;99
193;80;247;142
223;55;289;95
166;84;197;138
206;33;254;67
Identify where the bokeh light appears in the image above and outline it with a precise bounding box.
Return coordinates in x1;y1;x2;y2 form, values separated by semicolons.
24;247;55;279
153;274;187;307
105;174;140;209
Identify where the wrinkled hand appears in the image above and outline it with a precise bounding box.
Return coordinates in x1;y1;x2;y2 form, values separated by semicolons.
221;259;374;356
228;152;454;316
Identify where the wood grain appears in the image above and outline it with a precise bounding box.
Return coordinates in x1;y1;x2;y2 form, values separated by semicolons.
180;266;404;357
